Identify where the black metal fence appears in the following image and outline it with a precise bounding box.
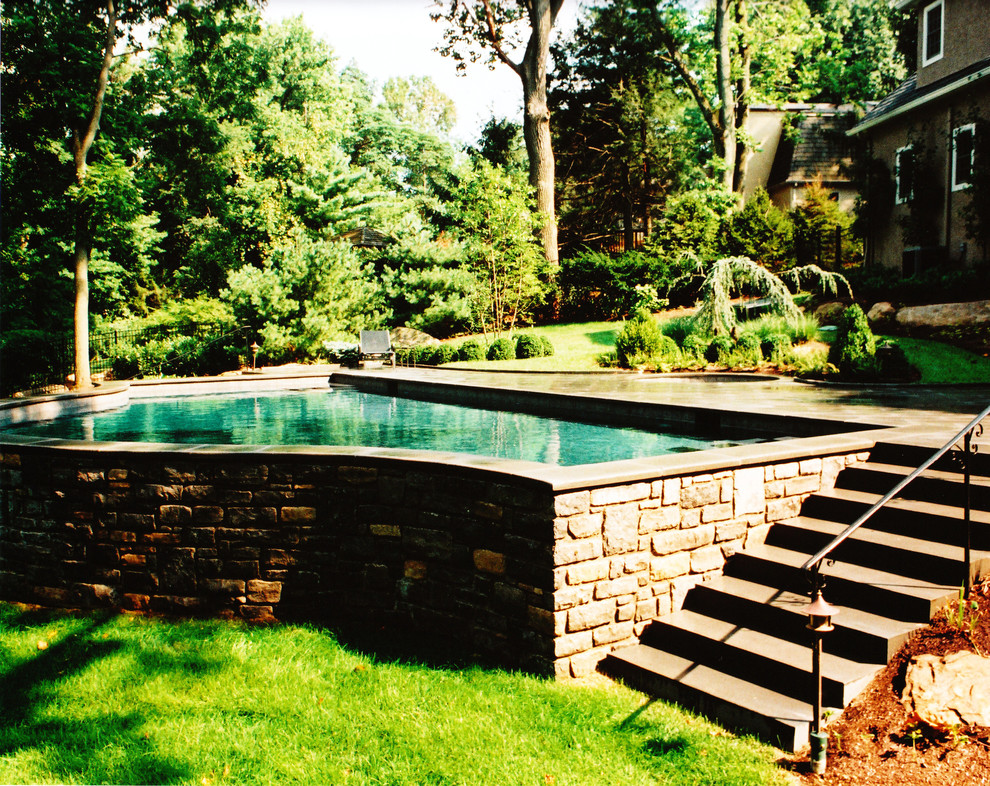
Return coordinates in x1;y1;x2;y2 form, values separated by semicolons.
0;322;252;399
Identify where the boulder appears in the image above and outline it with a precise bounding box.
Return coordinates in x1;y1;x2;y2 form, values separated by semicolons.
389;327;440;349
867;301;897;324
896;300;990;329
902;650;990;729
814;301;847;324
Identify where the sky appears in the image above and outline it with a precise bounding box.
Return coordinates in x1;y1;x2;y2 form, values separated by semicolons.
261;0;583;143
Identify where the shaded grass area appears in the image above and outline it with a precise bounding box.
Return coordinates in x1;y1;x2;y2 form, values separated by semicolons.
0;605;787;785
885;335;990;384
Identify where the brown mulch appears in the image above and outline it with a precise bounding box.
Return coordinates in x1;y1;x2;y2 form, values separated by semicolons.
786;579;990;785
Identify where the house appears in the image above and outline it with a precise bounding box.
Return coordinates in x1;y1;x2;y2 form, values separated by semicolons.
848;0;990;274
742;104;859;213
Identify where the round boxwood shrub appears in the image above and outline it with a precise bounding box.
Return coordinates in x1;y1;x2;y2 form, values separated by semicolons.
487;337;516;361
705;334;736;365
876;341;917;381
682;334;709;360
538;336;554;357
615;308;664;367
760;332;792;363
515;334;545;359
457;339;484;361
435;344;458;364
829;304;876;378
736;331;761;363
420;345;444;365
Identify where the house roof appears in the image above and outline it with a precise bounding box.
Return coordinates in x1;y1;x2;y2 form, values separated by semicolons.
335;226;391;249
849;56;990;135
768;110;856;187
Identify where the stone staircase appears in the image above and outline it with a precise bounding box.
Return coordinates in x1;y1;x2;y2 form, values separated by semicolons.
605;439;990;752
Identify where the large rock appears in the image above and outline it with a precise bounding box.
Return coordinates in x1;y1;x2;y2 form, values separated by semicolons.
902;650;990;729
867;301;896;324
896;300;990;329
389;327;440;349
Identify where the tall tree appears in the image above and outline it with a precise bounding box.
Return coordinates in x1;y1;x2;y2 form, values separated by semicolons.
451;160;551;336
550;0;699;251
433;0;566;264
2;0;253;390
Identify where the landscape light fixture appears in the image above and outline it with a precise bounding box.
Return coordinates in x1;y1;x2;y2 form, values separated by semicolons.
249;341;260;371
806;576;838;775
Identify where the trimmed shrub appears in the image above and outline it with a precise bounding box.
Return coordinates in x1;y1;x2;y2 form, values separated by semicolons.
736;332;761;364
615;308;664;367
682;334;709;360
515;334;545;359
760;332;792;363
705;334;736;365
457;339;485;361
829;304;876;378
434;344;458;364
538;336;554;357
876;341;917;380
487;337;516;361
419;345;443;365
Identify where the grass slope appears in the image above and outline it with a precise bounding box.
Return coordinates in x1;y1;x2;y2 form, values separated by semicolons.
0;605;787;786
440;318;990;384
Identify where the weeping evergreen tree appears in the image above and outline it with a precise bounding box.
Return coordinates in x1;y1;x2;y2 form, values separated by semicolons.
692;257;851;337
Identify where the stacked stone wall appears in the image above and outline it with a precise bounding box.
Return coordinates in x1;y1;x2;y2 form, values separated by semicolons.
550;453;869;678
0;448;557;673
0;445;869;678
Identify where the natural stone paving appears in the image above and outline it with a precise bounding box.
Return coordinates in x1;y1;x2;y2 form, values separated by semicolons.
366;367;990;444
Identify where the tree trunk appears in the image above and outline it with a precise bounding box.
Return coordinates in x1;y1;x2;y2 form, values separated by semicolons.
517;0;562;264
714;0;735;193
70;0;117;389
733;0;751;194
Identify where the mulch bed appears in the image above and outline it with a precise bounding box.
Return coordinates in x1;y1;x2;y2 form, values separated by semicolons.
785;579;990;784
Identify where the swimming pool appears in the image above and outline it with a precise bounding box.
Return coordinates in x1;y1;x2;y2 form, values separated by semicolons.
0;371;887;678
4;388;758;466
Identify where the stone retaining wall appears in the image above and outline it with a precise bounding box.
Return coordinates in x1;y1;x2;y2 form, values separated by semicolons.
0;443;869;677
550;453;869;678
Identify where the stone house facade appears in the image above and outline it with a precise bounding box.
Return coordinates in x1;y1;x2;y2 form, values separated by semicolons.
849;0;990;273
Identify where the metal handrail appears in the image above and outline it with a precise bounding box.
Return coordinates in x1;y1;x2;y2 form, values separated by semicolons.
802;401;990;584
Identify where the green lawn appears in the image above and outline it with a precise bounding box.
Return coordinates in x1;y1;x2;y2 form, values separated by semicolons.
0;605;788;786
439;318;990;384
886;335;990;384
445;321;623;372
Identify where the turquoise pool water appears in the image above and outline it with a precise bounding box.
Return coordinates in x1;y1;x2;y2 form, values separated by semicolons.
6;388;754;466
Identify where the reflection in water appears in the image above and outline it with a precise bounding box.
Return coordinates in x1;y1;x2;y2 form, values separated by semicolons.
6;389;753;467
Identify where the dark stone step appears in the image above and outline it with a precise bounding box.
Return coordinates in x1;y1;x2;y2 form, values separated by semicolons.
837;462;990;511
640;609;881;707
800;488;990;550
725;544;957;622
766;516;990;587
869;440;990;478
605;643;827;752
684;575;917;663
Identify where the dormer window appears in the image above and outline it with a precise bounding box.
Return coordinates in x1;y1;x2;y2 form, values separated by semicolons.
922;0;944;66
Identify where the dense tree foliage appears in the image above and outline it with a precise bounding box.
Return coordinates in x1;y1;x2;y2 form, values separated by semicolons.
433;0;567;263
2;0;921;390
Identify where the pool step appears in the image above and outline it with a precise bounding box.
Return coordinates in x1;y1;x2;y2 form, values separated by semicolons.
603;438;990;752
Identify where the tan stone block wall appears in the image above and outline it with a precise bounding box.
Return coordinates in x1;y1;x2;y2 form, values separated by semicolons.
550;452;869;678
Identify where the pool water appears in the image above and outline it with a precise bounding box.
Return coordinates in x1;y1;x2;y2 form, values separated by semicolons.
6;389;754;466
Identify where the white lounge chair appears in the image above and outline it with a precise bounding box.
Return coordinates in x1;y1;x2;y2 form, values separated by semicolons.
359;330;395;367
